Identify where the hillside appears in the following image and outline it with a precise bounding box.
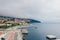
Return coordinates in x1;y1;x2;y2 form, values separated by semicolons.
0;15;41;23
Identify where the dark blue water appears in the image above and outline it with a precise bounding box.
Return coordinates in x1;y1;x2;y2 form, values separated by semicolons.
25;23;60;40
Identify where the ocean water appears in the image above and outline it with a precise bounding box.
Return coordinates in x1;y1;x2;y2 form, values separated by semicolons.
25;23;60;40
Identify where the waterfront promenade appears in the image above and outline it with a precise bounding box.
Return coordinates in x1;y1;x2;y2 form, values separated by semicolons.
0;25;23;40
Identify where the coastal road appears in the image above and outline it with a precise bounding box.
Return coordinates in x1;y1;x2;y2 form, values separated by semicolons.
14;32;18;40
7;31;14;40
2;25;23;40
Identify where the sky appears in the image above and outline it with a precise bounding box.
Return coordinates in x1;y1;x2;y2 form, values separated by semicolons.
0;0;60;22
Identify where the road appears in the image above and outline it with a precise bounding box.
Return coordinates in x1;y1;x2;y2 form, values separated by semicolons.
0;25;23;40
14;32;18;40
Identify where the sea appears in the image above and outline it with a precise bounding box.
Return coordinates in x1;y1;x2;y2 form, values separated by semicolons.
24;23;60;40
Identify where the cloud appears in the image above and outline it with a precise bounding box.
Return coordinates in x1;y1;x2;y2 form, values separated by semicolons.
0;0;60;22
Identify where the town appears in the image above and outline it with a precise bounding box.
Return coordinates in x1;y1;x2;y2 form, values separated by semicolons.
0;16;29;40
0;16;29;28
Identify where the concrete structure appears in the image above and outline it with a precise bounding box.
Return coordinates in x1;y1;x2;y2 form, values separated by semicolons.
21;29;28;34
46;35;56;40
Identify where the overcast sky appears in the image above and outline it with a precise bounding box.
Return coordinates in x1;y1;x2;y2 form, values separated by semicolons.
0;0;60;22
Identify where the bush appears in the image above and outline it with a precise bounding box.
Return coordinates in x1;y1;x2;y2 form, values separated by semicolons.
0;23;20;29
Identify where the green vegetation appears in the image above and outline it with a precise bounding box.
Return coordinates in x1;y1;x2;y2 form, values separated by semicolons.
0;24;20;29
0;25;9;29
12;23;19;26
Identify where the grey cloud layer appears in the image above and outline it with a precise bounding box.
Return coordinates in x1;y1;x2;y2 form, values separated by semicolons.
0;0;60;22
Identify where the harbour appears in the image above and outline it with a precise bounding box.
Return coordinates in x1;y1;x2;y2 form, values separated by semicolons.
24;23;60;40
1;23;60;40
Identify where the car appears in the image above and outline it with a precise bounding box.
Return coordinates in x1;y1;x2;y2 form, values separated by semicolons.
0;38;5;40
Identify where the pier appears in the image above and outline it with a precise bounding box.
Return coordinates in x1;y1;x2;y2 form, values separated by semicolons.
22;29;28;34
